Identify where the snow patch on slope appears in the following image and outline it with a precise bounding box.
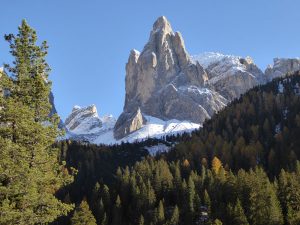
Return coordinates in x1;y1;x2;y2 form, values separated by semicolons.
192;52;257;85
93;115;200;145
192;52;245;70
145;144;171;156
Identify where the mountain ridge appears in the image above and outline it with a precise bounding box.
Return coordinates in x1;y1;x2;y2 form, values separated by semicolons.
63;16;300;144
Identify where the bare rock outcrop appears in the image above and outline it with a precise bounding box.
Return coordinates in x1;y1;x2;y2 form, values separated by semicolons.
114;108;146;140
114;17;224;139
65;105;102;132
265;58;300;81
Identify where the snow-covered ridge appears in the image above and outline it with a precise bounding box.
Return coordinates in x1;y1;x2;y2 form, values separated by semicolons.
65;104;200;146
191;52;247;70
65;105;116;136
93;115;200;145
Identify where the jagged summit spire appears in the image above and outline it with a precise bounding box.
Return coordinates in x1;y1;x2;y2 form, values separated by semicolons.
152;16;173;33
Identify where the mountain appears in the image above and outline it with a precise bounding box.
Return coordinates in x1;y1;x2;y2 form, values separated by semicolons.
64;16;300;144
65;105;116;143
265;57;300;80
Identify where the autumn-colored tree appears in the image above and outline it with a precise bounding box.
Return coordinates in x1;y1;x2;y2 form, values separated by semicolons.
212;157;223;174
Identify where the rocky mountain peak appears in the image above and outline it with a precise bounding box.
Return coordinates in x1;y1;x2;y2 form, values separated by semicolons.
65;104;101;132
114;17;221;139
152;16;173;34
265;58;300;81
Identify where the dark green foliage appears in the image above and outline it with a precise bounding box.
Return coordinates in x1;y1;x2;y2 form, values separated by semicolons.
138;215;145;225
227;199;249;225
212;219;223;225
76;156;299;225
71;200;96;225
112;195;122;225
278;167;300;225
169;205;179;225
0;20;73;224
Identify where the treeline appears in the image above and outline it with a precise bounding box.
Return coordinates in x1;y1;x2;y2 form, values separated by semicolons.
75;157;300;225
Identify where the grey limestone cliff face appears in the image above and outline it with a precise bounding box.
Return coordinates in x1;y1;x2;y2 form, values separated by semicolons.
205;56;265;101
114;16;226;139
114;108;146;140
265;58;300;81
65;105;102;132
124;16;208;111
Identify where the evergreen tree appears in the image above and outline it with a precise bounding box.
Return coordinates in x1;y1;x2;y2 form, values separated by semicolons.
203;189;211;215
227;199;249;225
95;198;105;225
169;205;180;225
112;195;122;225
71;200;97;225
156;200;165;225
100;212;108;225
101;184;111;210
212;219;223;225
278;169;300;225
248;168;283;225
0;20;73;224
138;214;145;225
188;176;195;214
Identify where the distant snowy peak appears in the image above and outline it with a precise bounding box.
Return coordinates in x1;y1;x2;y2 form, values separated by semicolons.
65;104;101;135
192;52;254;71
65;104;117;137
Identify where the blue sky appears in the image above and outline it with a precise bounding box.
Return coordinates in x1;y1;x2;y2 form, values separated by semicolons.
1;0;300;120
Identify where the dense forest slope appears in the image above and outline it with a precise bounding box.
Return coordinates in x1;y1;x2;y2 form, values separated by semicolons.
168;71;300;176
57;72;300;225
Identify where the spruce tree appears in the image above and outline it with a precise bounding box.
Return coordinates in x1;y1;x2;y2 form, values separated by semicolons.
71;200;97;225
0;20;73;224
278;169;300;225
156;200;165;225
100;212;108;225
248;168;283;225
169;205;180;225
203;189;211;215
227;199;249;225
112;195;122;225
188;176;195;214
212;219;223;225
138;214;145;225
101;184;111;209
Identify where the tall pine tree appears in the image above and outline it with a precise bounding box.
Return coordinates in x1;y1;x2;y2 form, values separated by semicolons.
0;20;73;224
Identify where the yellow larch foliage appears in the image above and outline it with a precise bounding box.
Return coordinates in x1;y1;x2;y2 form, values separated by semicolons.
212;156;222;174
